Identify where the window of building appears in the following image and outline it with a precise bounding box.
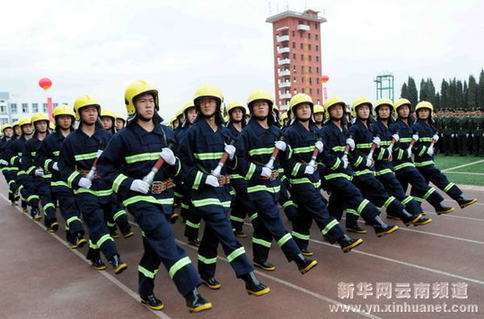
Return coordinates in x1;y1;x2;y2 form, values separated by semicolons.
316;56;319;62
0;105;6;114
292;31;295;37
292;41;296;48
302;88;305;93
316;45;319;51
308;44;311;50
301;66;304;73
43;103;48;112
293;88;297;93
308;55;312;62
301;77;305;83
10;103;17;114
310;88;313;95
293;65;297;73
300;43;303;49
299;32;303;38
316;34;319;40
315;24;319;30
293;53;296;60
308;33;311;39
309;66;312;73
22;103;28;113
300;54;304;61
32;103;38;112
293;77;297;82
316;67;320;74
53;103;58;107
309;77;312;85
317;89;320;95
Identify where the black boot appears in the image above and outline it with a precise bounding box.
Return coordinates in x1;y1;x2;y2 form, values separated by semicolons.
31;207;42;220
234;229;248;238
185;287;212;313
294;253;318;274
456;196;477;209
346;224;368;234
253;260;276;271
72;232;87;249
372;215;399;237
241;272;270;296
201;276;221;289
412;216;432;226
21;200;28;213
301;247;314;256
91;257;107;270
188;237;201;247
400;210;423;226
141;294;164;310
109;254;127;274
338;234;363;253
435;203;455;215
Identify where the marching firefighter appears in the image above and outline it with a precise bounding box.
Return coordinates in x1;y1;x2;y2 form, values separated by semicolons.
283;93;363;254
4;117;41;217
412;101;477;209
390;98;455;214
347;98;430;230
58;94;127;274
225;100;253;238
235;89;317;273
178;84;270;296
100;108;134;239
370;99;433;221
97;80;212;312
313;104;325;129
320;97;399;237
37;105;87;248
115;113;127;131
0;124;19;205
175;101;201;246
23;113;59;232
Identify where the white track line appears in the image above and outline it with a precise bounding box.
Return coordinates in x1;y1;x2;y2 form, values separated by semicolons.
126;221;381;319
446;171;484;176
442;159;484;172
0;194;171;319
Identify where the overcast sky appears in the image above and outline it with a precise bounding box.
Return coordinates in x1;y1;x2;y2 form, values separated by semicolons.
1;0;483;117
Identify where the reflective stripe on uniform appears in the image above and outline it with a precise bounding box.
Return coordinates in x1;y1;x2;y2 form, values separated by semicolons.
67;171;80;188
169;256;191;278
292;146;314;154
229;215;245;223
277;233;292;247
74;188;113;197
414;160;434;167
247;185;281;194
393;162;415;171
291;162;302;176
357;199;370;214
291;231;310;240
322;219;339;235
376;168;393;176
193;152;224;160
227;246;246;262
123;195;174;207
248;147;274;156
252;237;272;247
185;220;201;229
289;177;321;188
113;174;128;193
74;152;98;161
97;234;114;247
444;182;456;193
191;198;231;208
423;187;436;199
113;210;127;221
138;265;159;279
245;163;257;180
383;196;395;208
125;152;159;164
193;171;203;190
197;254;217;264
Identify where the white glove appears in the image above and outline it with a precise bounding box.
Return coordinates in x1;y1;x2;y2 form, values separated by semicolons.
130;179;150;194
304;165;315;175
412;134;419;141
365;157;373;167
391;134;400;142
78;177;92;189
372;136;381;147
342;155;349;169
34;168;44;176
160;148;176;166
205;175;220;187
427;145;434;157
224;144;236;160
261;167;272;178
432;134;439;142
0;159;8;166
406;148;412;159
315;141;324;153
52;162;59;171
451;134;455;138
274;140;287;151
346;138;355;151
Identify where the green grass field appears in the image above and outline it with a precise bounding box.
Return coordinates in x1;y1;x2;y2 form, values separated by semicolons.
434;155;484;186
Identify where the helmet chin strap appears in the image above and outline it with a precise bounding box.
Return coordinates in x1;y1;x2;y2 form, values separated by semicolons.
255;115;267;121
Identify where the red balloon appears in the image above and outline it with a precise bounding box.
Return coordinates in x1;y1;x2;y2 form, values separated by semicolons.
39;78;52;90
320;75;329;83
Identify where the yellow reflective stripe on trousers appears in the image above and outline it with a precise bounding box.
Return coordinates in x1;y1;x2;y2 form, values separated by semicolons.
74;152;98;161
357;199;370;214
113;174;128;193
43;203;55;211
394;162;415;171
252;237;272;247
289;177;321;188
376;169;393;176
401;196;413;205
444;182;456;193
169;256;191;278
191;198;231;208
346;209;359;216
185;220;201;229
227;246;246;262
198;254;217;264
423;187;436;200
67;171;80;188
248;147;274;156
400;137;412;142
125;152;160;164
193;152;224;160
353;169;374;177
97;234;114;247
51;180;69;187
113;210;127;221
383;196;395;208
74;188;113;197
282;200;295;208
193;171;203;190
414;160;434;167
277;233;293;246
229;215;245;223
324;173;350;180
332;146;345;152
123;195;174;207
138;265;159;279
291;231;310;240
247;185;281;194
321;219;339;235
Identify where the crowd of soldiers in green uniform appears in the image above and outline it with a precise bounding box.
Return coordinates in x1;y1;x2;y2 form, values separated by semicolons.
432;110;484;156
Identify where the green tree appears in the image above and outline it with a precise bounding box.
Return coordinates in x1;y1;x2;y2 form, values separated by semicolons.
440;79;449;109
435;92;441;110
407;77;418;106
456;80;464;108
400;82;409;100
419;79;429;101
468;75;478;109
478;69;484;108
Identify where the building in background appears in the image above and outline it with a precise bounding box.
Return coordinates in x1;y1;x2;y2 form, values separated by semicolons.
266;9;326;111
0;91;67;126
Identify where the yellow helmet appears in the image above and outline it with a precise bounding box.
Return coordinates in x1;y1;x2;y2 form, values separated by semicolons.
53;104;75;119
1;124;12;132
273;104;280;114
313;104;325;114
74;94;100;120
415;101;434;115
13;121;20;127
224;114;230;122
116;113;127;122
351;97;373;117
49;122;55;130
18;117;32;127
193;85;223;106
374;98;394;112
124;80;159;116
182;101;196;114
31;112;49;125
280;112;289;126
289;93;313;116
394;98;411;110
323;97;346;119
100;109;117;120
247;89;273;110
226;101;247;116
